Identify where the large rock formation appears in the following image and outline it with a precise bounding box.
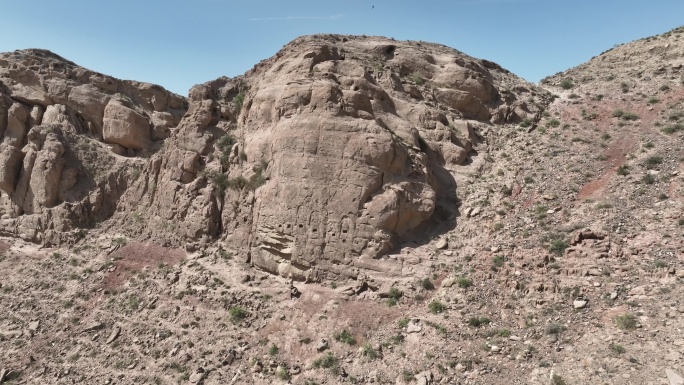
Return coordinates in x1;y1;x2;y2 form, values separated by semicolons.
0;37;549;278
113;35;549;280
0;49;187;243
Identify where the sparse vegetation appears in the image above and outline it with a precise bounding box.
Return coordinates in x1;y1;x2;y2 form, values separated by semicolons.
548;238;568;256
560;79;574;89
312;353;339;373
420;278;435;290
468;316;491;328
615;313;638;330
229;307;247;323
609;343;626;354
334;329;356;345
428;300;447;314
457;277;473;288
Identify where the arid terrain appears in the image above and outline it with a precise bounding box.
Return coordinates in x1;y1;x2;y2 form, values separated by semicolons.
0;26;683;385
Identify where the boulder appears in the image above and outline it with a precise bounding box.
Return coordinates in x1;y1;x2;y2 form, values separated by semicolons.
102;99;151;150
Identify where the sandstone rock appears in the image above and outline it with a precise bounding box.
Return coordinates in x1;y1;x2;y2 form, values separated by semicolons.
573;300;588;309
106;325;120;344
102;99;151;150
407;320;422;333
667;369;684;385
316;339;329;352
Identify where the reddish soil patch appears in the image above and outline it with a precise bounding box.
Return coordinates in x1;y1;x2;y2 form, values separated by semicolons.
577;137;636;200
333;300;403;342
102;242;185;289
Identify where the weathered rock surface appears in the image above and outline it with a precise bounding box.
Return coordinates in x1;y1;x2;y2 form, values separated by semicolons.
0;49;187;243
115;34;546;280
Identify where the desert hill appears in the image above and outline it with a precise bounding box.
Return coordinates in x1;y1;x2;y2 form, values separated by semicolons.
0;28;682;385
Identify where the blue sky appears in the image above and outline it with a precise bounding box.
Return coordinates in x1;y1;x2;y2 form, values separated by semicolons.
1;0;682;95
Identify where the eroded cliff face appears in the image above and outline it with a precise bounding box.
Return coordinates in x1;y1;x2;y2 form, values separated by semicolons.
114;35;549;280
0;49;187;243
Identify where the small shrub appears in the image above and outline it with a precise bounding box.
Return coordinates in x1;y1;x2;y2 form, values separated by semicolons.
457;277;473;288
232;92;245;112
560;79;574;89
551;374;567;385
496;328;512;337
662;123;684;134
621;112;639;121
546;322;565;335
547;119;560;128
360;343;379;360
519;118;533;128
334;329;356;345
549;239;568;256
468;316;491;328
647;97;660;104
492;255;505;269
229;307;247;323
428;300;447;314
615;313;637;330
398;318;410;328
410;73;425;85
641;174;656;185
616;164;629;175
420;278;435;290
275;366;290;380
612;109;625;118
609;343;626;354
269;344;279;356
388;287;403;300
312;353;338;373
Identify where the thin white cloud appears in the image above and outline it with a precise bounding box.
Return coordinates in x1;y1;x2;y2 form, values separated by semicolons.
250;14;344;21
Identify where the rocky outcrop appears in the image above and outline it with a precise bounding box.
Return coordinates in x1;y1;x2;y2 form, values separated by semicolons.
115;35;548;280
0;49;187;243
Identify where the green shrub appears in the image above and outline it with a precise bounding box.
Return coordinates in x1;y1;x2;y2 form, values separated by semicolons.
641;174;656;184
410;73;425;85
651;154;670;171
615;313;637;330
275;366;290;380
457;277;473;288
312;353;339;373
547;119;560;128
616;165;629;175
229;307;247;323
492;255;505;269
360;343;379;360
398;317;410;328
545;322;565;335
549;239;568;256
420;278;435;290
560;79;574;89
334;329;356;345
662;123;684;134
269;344;279;356
428;300;447;314
551;374;567;385
609;343;626;354
388;287;402;300
468;316;491;328
233;92;245;112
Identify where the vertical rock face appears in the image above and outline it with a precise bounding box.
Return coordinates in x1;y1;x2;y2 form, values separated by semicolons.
0;49;188;243
116;35;547;280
